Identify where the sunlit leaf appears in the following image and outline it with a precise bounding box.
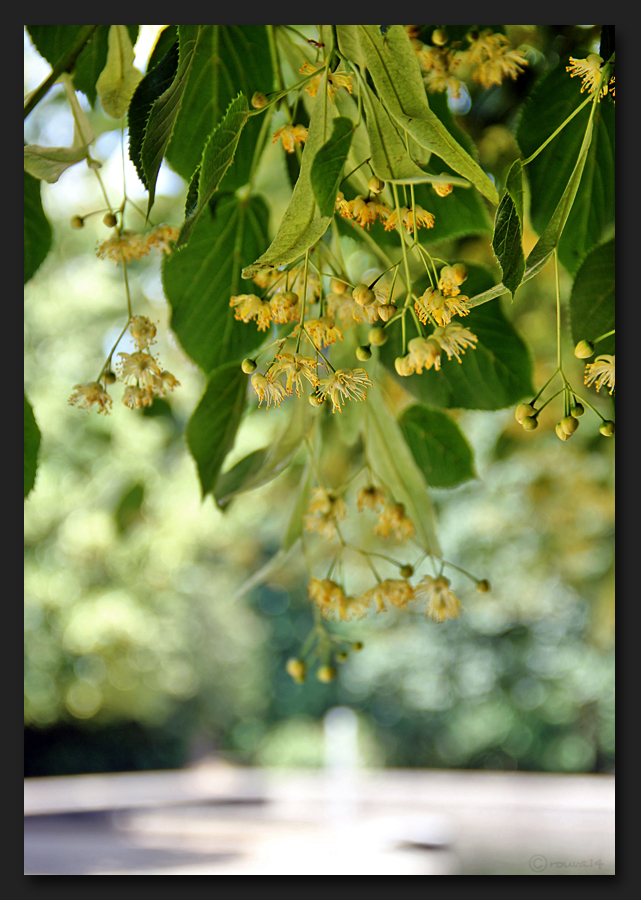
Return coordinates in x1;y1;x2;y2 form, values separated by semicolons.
95;25;143;119
26;25;138;106
23;144;89;183
356;25;498;204
242;72;337;279
311;116;354;217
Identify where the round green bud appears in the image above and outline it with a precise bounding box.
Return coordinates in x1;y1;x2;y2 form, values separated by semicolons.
555;423;572;441
103;371;116;385
368;326;387;347
330;277;348;295
103;213;118;228
476;579;491;593
560;415;579;435
251;92;268;109
570;402;585;417
368;175;385;194
71;215;84;229
309;393;324;407
515;403;536;423
521;416;539;431
377;304;397;322
317;665;337;683
356;345;372;361
353;284;376;306
241;358;257;374
400;564;414;578
280;290;299;304
432;28;448;46
335;651;349;663
574;340;595;359
599;420;615;436
351;642;364;652
286;658;307;683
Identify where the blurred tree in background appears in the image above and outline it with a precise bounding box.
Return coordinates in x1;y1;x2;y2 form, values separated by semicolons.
24;25;613;776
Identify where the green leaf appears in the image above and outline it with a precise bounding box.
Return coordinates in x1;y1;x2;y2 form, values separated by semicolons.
177;93;249;250
23;143;89;183
311;116;354;217
114;483;145;533
570;239;615;356
140;25;200;215
364;381;441;555
128;39;179;189
147;26;178;73
162;194;270;373
24;394;41;499
356;25;498;204
186;363;248;497
399;405;475;488
24;171;52;283
362;86;452;186
214;397;312;508
165;26;273;192
400;92;492;244
95;25;143;119
380;265;534;409
242;72;337;279
492;159;525;298
26;26;138;107
518;64;614;276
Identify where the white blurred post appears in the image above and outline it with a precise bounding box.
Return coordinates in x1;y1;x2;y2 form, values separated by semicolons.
323;706;359;826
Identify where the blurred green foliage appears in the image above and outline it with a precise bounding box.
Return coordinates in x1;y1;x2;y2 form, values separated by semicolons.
24;25;613;776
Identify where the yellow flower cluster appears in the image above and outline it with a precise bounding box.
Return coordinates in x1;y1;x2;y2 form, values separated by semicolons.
272;124;308;153
412;27;528;96
117;316;180;409
584;354;615;394
304;489;348;540
566;55;609;98
300;62;354;101
96;224;179;265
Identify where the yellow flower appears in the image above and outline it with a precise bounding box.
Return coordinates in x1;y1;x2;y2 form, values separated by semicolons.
144;224;180;254
318;368;372;413
122;385;154;409
251;372;286;409
466;31;528;88
433;324;478;363
609;75;615;101
68;382;112;414
348;195;391;229
300;63;353;101
270;291;300;324
335;191;352;217
117;351;163;391
432;180;454;198
272;124;308;153
415;288;471;327
404;204;435;232
327;293;381;326
438;264;468;298
415;575;461;622
375;502;416;541
269;352;319;396
304;316;343;348
96;230;148;265
356;485;387;512
584;354;615;394
418;45;464;97
363;579;415;613
308;578;367;621
406;336;443;373
156;371;181;395
230;294;272;331
304;489;347;540
566;54;608;97
129;315;157;351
